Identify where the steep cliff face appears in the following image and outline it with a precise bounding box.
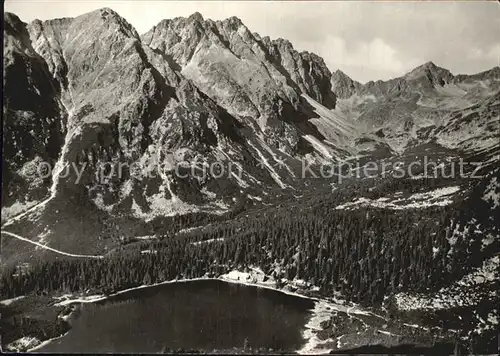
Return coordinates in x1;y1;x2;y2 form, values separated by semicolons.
2;13;66;208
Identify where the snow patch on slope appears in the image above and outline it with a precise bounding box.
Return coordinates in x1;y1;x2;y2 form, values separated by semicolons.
336;186;460;210
302;94;358;140
0;295;25;306
1;200;41;224
191;238;225;246
259;138;296;178
303;135;334;160
247;141;289;189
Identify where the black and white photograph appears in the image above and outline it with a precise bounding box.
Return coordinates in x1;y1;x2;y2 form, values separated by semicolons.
1;0;499;354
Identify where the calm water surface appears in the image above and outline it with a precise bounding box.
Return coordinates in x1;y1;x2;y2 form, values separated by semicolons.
40;280;315;353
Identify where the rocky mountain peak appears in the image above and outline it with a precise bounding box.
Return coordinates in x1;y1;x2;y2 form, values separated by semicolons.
486;66;500;78
330;70;360;99
88;7;140;39
333;69;352;79
404;60;454;86
188;11;204;22
272;37;294;50
4;12;24;30
222;15;244;26
96;7;119;18
142;12;338;122
421;60;438;69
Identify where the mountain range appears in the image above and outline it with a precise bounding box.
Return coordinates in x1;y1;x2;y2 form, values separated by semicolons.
1;7;499;353
3;9;498;232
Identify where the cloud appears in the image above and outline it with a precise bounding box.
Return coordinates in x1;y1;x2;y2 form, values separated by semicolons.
329;37;419;77
487;44;500;62
292;36;422;83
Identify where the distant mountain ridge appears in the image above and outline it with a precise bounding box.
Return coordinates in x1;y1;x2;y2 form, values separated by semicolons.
330;60;499;154
331;60;499;98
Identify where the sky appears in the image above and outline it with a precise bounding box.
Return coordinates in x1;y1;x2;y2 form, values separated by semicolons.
4;0;500;83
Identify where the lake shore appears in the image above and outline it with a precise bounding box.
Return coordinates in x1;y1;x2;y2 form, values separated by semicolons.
4;267;382;353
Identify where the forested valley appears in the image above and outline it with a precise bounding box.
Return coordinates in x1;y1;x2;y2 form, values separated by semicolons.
2;172;497;306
